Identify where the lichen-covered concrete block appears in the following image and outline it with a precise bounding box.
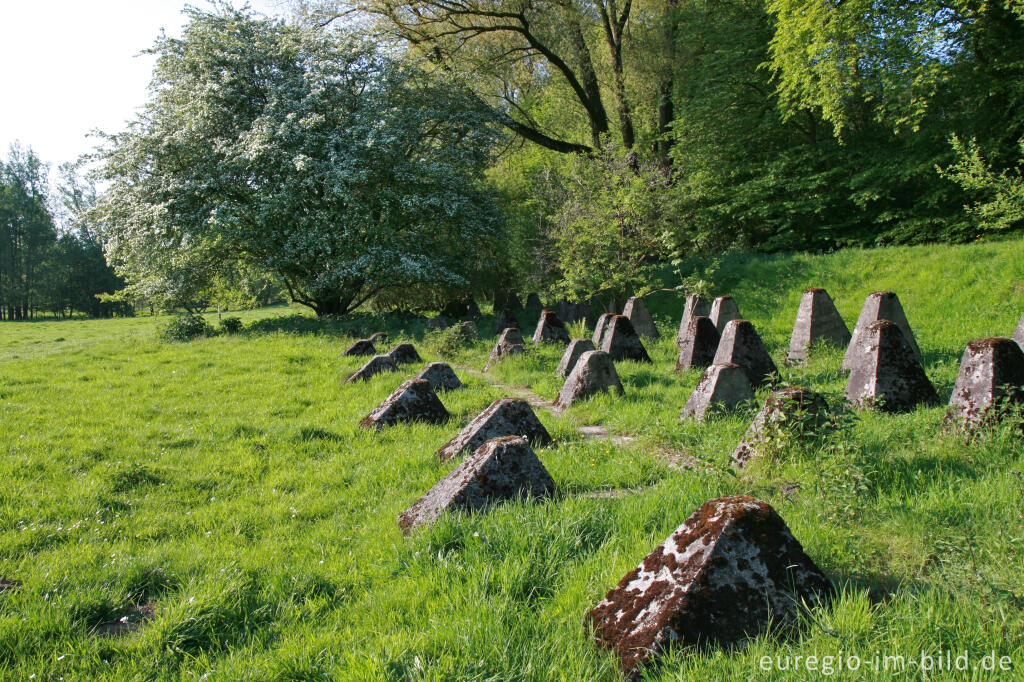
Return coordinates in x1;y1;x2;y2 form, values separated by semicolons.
681;363;754;421
945;337;1024;428
437;397;552;462
732;388;830;467
343;339;376;357
675;315;719;372
414;362;463;392
484;327;526;370
600;315;652;363
787;288;851;363
713;319;778;388
556;338;597;377
676;294;710;348
346;354;399;383
844;319;938;412
554;350;623;409
592;312;614;346
709;296;740;333
623;296;659;338
494;308;521;336
843;291;920;370
387;342;422;366
359;379;449;430
532;310;570;345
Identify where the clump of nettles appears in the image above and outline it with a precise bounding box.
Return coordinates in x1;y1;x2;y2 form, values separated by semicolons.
219;316;243;334
160;313;214;342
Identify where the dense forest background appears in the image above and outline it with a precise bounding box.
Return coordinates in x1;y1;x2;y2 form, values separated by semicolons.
3;0;1024;319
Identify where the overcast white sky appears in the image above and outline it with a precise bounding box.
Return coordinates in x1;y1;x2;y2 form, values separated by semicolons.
0;1;289;171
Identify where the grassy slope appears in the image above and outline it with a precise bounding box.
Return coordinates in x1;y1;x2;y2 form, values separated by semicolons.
1;240;1023;680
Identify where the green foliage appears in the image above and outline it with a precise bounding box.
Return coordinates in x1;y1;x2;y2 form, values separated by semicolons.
219;316;244;335
939;136;1024;234
160;313;214;342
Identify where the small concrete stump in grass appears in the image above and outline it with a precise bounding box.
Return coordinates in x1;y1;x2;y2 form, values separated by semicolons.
713;319;778;388
709;295;740;333
437;397;552;462
623;296;659;338
675;315;719;372
359;379;449;430
343;339;376;357
414;362;463;392
945;337;1024;429
494;308;521;336
600;315;652;363
843;291;920;370
681;363;754;421
526;293;543;311
676;294;711;348
484;327;527;371
399;436;554;532
387;342;422;366
592;312;614;346
587;495;833;675
844;319;939;412
555;350;623;409
787;288;851;364
532;310;570;345
556;338;596;377
732;388;831;468
346;355;399;383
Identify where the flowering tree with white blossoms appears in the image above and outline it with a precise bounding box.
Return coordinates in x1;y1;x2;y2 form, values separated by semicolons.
93;6;503;315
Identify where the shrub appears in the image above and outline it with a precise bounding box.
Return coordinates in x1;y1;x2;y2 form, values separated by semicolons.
219;316;243;334
160;313;214;342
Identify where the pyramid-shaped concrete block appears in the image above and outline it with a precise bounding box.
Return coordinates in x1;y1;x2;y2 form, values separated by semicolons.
386;342;422;365
588;495;833;674
556;338;597;377
787;288;851;363
623;296;659;338
437;397;552;462
492;290;523;311
414;362;463;392
493;308;520;336
676;294;711;348
675;315;720;372
945;337;1024;427
342;339;376;357
346;354;399;383
360;379;449;430
532;310;570;345
600;315;652;363
709;296;740;332
525;293;543;311
681;363;754;421
456;321;478;341
399;436;555;532
844;320;939;412
732;388;831;467
1014;314;1024;351
842;291;920;370
484;327;526;370
554;350;623;409
367;332;388;344
592;312;614;346
713;319;778;388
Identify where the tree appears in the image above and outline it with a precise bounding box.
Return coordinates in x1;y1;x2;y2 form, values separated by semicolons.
93;5;504;316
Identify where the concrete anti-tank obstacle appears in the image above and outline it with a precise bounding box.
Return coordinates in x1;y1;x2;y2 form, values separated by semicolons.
623;296;659;338
732;388;830;467
680;362;755;421
786;288;851;363
709;296;740;333
842;291;920;370
425;315;449;330
525;293;543;311
399;436;555;532
359;378;449;430
600;315;652;363
414;362;463;392
945;337;1024;428
484;327;526;370
493;308;520;336
712;319;778;388
386;342;422;365
554;350;623;410
342;339;376;357
587;495;833;674
556;338;596;377
437;397;552;462
456;321;478;341
844;319;939;412
592;312;613;346
367;332;388;344
676;293;710;348
532;310;570;345
346;354;399;383
1014;313;1024;351
675;315;719;372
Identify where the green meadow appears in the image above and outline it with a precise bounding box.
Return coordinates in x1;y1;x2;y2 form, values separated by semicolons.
2;239;1024;680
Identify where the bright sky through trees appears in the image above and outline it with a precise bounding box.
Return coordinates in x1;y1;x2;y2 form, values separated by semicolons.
0;1;286;169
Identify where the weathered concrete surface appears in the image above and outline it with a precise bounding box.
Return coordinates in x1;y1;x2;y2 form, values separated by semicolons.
368;332;388;344
360;379;449;430
681;363;755;421
1015;314;1024;350
526;293;543;311
713;319;779;388
709;296;740;333
494;309;521;336
400;436;554;532
414;362;464;392
557;300;590;325
457;321;479;341
842;291;920;370
623;296;659;339
437;397;552;461
675;315;720;372
593;312;614;346
676;294;711;348
484;327;527;370
844;319;939;412
343;339;376;357
557;339;597;377
600;315;653;363
732;388;831;467
554;350;623;409
588;495;833;674
787;288;851;363
945;337;1024;427
532;310;571;345
346;354;399;383
386;343;422;366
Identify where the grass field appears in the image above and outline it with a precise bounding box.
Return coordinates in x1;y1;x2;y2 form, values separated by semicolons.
2;239;1024;680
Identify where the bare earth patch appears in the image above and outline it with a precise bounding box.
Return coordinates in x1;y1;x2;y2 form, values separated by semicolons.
91;602;156;638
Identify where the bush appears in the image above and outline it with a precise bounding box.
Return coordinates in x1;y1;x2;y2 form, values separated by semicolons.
219;316;243;334
160;313;214;342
